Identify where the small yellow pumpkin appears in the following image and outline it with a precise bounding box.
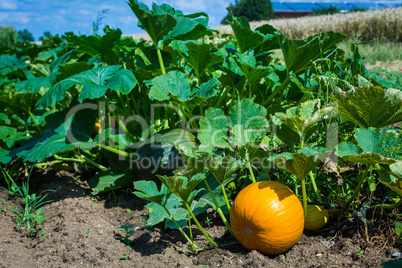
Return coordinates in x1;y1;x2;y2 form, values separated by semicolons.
304;205;329;231
230;181;304;255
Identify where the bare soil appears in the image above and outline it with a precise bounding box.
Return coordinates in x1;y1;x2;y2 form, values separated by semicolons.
0;168;400;268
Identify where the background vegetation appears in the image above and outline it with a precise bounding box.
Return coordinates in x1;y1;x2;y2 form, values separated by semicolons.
218;7;402;42
221;0;274;24
0;26;36;45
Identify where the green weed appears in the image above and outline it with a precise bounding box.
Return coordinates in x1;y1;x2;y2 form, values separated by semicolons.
0;169;53;236
118;224;135;245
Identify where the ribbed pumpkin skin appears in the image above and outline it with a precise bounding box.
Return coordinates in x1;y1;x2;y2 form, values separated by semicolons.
230;181;304;255
304;205;329;231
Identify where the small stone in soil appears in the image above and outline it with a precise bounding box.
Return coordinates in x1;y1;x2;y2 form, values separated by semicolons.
391;252;401;258
98;230;104;235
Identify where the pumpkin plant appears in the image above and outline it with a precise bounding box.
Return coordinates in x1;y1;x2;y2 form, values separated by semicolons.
271;99;334;203
337;127;402;208
230;180;304;255
133;179;202;250
268;147;329;218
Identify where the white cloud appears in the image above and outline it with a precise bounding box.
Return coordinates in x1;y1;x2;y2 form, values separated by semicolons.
78;10;91;16
0;11;31;24
0;0;18;10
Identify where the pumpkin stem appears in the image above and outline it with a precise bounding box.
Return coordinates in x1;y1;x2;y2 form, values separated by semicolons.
309;171;323;203
247;161;256;184
188;210;193;241
98;144;130;158
203;177;235;237
345;164;371;208
27;109;41;135
301;177;308;219
162;205;200;251
221;183;231;213
184;202;218;247
366;198;402;213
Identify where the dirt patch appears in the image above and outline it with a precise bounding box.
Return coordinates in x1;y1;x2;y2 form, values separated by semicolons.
0;169;400;267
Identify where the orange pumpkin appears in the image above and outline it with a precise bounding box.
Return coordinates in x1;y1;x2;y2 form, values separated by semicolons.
230;181;304;255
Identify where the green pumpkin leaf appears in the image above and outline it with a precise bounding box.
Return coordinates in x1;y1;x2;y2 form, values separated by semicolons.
389;161;402;178
337;128;402;165
254;24;282;54
89;169;138;195
396;222;402;236
16;72;58;94
66;29;121;65
35;65;136;109
269;147;328;180
18;131;76;163
66;102;98;143
273;99;331;145
0;125;32;148
228;12;264;54
37;41;68;61
205;154;242;184
49;49;75;72
234;52;271;88
229;99;269;148
148;70;194;102
378;162;402;198
133;180;170;205
162;14;215;43
170;40;223;78
198;99;268;152
157;173;205;203
0;54;28;74
279;31;346;75
218;56;247;90
0;148;12;164
332;86;402;129
145;193;188;229
198;108;230;152
174;143;205;174
17;107;98;162
128;0;177;47
197;76;221;99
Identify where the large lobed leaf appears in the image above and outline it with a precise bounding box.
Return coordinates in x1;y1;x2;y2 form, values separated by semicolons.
229;98;269;149
279;31;346;75
331;86;402;129
35;65;137;109
149;70;194;102
268;147;328;180
205;154;243;184
128;0;214;46
227;9;281;55
148;70;221;104
378;162;402;198
157;173;205;203
16;104;98;162
170;40;223;78
198;99;268;152
337;128;402;165
234;52;271;88
273;99;329;145
66;30;121;65
133;180;170;205
89;168;138;195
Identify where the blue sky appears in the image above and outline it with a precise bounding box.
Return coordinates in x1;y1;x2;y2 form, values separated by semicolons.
0;0;400;40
